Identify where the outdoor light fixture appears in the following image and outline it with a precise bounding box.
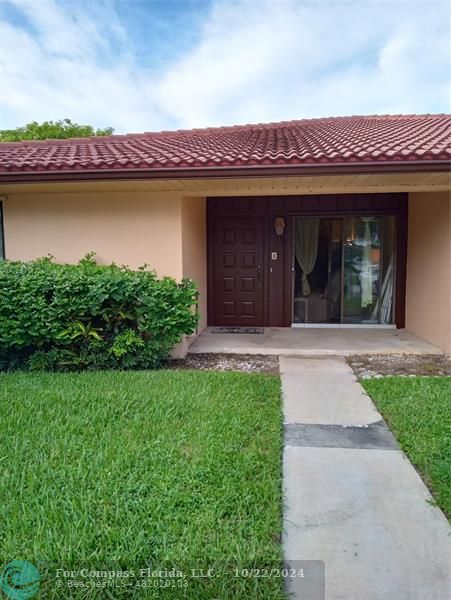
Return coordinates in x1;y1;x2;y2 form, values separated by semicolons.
274;217;285;236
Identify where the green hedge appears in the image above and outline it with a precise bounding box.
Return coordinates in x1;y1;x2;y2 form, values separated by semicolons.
0;254;199;371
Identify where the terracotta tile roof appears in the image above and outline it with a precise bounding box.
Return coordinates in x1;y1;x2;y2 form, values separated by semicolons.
0;114;449;179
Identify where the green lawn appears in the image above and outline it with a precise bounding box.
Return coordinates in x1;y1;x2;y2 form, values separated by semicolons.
0;370;283;599
363;376;451;518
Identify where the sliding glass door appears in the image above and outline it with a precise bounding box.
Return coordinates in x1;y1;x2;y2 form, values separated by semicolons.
293;215;396;325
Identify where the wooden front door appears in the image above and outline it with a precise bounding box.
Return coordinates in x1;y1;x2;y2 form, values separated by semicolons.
212;218;265;325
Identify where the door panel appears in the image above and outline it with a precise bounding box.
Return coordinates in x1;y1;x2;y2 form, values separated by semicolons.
292;215;396;324
342;216;395;324
212;218;264;325
343;217;382;323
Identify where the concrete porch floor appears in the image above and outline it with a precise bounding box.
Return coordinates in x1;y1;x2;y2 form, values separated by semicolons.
188;327;442;356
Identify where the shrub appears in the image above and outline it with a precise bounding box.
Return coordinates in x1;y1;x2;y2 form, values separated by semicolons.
0;254;198;371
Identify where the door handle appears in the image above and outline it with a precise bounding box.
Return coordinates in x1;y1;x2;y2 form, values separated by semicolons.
257;271;262;286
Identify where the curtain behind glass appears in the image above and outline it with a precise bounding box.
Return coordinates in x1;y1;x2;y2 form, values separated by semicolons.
295;218;320;296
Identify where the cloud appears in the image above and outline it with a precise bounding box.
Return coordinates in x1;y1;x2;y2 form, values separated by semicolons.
0;0;449;133
157;0;450;126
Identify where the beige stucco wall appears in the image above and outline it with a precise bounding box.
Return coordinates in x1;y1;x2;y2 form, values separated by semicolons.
3;182;451;354
406;191;451;354
181;197;207;332
3;188;209;353
3;191;184;278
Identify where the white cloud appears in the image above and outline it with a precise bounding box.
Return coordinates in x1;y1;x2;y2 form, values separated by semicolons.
157;0;451;126
0;0;449;133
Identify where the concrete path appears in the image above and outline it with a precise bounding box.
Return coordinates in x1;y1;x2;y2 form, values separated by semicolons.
281;356;450;600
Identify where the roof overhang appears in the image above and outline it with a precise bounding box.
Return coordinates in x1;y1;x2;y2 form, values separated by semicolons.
0;159;449;185
0;170;449;197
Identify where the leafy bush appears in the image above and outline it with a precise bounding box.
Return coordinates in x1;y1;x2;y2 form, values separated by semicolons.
0;254;198;371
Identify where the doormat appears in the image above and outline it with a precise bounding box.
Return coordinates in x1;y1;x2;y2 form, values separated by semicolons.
211;327;264;334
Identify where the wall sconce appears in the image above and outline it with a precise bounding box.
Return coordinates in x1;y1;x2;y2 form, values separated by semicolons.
274;217;285;236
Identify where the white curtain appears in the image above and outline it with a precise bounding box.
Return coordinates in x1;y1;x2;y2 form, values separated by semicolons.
372;254;394;323
360;217;374;308
295;218;320;296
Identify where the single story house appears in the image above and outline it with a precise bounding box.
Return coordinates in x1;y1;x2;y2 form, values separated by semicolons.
0;114;450;354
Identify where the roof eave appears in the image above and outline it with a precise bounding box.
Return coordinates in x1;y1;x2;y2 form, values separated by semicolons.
0;159;449;184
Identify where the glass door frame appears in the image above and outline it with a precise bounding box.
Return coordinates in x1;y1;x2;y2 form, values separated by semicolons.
291;213;398;326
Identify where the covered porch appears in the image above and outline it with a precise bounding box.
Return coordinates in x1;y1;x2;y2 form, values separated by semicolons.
188;326;443;356
203;188;450;355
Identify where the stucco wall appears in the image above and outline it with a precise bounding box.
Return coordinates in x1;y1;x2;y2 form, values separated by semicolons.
3;188;209;355
4;185;450;353
406;191;451;353
3;191;183;278
181;197;207;332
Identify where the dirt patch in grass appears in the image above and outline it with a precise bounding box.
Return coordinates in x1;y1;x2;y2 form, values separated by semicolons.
348;354;451;379
168;353;280;375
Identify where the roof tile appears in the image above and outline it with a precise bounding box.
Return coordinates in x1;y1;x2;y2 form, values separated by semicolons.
0;114;449;175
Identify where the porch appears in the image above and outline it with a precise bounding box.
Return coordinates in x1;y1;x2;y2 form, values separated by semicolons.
208;194;409;329
188;327;442;356
205;191;451;355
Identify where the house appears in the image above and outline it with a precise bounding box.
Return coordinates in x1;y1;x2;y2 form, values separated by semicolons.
0;114;450;354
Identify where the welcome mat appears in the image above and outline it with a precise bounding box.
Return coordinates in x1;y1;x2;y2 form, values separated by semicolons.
211;327;264;334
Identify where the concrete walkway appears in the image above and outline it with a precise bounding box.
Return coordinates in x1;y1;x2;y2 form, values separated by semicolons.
281;356;450;600
189;327;442;356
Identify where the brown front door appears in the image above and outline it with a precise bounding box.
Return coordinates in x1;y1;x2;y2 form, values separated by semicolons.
212;218;265;326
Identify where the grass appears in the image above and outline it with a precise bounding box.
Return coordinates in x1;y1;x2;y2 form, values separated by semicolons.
363;376;451;518
0;370;283;599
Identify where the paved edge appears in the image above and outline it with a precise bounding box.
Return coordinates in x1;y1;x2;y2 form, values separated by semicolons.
284;420;399;450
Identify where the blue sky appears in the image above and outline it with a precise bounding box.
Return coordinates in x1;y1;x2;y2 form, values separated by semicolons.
0;0;449;133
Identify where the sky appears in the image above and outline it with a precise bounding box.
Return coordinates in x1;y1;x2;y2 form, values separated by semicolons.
0;0;449;134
